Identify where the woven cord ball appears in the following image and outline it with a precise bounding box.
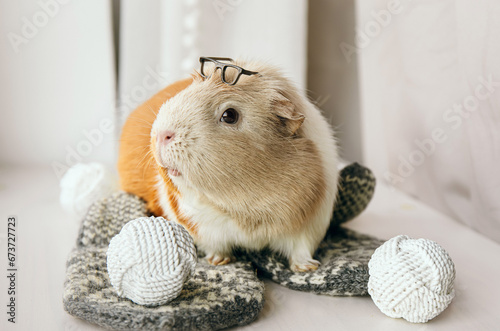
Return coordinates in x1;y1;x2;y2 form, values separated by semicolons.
368;235;456;323
107;216;197;306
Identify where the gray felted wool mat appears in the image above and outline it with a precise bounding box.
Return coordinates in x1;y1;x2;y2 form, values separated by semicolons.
63;192;265;330
239;228;384;296
63;163;380;330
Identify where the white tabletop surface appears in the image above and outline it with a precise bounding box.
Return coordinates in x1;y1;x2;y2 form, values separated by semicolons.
1;165;499;331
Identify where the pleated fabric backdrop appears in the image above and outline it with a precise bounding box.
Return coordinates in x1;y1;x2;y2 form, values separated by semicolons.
357;0;500;242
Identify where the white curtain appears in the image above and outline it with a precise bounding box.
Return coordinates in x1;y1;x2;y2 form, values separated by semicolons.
0;0;116;175
357;0;500;242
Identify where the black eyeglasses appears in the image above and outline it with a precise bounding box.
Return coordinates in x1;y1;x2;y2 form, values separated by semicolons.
199;57;260;85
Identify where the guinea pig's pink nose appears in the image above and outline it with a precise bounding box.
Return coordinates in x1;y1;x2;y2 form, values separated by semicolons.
158;130;175;145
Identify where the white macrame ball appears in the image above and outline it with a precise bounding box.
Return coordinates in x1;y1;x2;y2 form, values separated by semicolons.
107;217;197;306
368;235;455;323
60;163;117;216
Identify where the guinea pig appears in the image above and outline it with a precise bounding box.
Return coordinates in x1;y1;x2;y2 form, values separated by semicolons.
118;59;339;272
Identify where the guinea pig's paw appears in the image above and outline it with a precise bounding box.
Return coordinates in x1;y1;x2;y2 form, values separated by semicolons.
206;252;233;266
290;258;321;272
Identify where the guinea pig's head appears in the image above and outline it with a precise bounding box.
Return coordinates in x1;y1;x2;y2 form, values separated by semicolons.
151;60;323;223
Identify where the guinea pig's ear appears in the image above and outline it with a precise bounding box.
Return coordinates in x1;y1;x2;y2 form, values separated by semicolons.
272;94;305;136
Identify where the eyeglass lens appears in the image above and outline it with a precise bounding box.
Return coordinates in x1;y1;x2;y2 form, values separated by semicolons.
222;66;241;85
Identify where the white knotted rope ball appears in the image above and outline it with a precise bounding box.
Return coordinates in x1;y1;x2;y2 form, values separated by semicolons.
368;235;455;323
60;162;117;216
107;217;197;306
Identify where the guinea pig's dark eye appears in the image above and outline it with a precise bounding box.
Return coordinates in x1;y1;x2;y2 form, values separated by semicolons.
220;108;239;124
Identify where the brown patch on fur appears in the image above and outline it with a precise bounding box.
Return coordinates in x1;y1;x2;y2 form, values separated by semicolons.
117;78;193;218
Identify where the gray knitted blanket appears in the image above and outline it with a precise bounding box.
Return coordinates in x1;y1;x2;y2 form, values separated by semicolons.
63;163;382;330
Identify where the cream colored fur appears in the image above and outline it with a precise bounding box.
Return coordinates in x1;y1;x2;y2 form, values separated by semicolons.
151;60;339;271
